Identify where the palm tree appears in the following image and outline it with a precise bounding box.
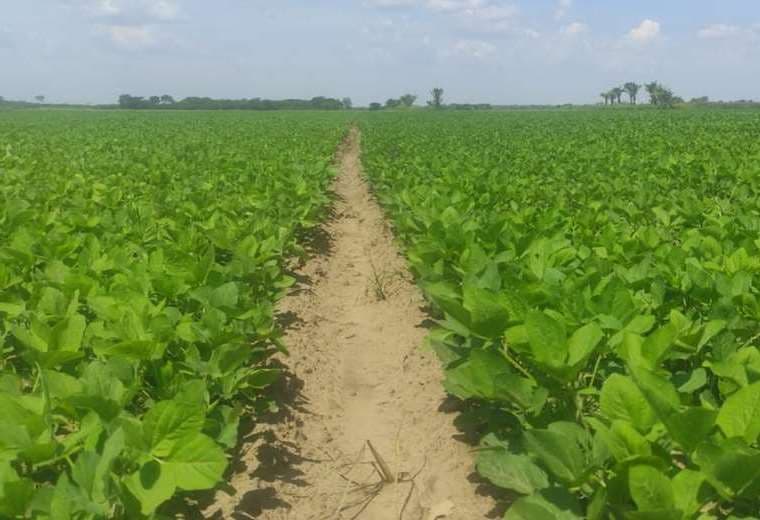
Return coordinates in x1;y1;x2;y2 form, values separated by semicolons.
600;92;609;105
623;82;641;105
645;82;660;105
612;87;624;105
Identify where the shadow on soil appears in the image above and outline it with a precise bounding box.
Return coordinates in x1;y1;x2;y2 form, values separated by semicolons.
437;396;512;519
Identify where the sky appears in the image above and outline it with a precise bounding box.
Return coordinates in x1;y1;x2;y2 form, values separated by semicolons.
1;0;759;106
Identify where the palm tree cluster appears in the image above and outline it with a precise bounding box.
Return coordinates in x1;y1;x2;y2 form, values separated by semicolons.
600;81;678;108
600;82;641;105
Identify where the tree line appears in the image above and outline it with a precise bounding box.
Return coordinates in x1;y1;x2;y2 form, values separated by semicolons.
368;88;492;111
117;94;349;110
600;82;683;108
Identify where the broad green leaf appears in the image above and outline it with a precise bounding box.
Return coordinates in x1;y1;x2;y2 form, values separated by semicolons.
143;398;205;457
716;382;760;443
462;284;509;339
631;367;681;420
423;281;471;329
566;322;603;368
476;449;549;494
693;439;760;499
640;324;677;368
628;464;675;511
444;349;545;410
51;314;87;351
504;488;583;520
672;469;710;517
664;407;717;452
600;374;657;432
525;310;567;367
164;433;227;490
523;422;590;484
124;461;176;515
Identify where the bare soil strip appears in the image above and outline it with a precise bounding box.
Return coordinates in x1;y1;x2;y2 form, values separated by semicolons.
211;129;495;519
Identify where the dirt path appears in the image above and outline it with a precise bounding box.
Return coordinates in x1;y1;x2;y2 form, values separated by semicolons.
211;128;495;519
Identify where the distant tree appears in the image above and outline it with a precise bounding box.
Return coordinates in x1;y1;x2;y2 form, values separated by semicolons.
119;94;140;109
160;94;175;104
656;87;676;108
385;98;402;109
623;82;640;105
399;94;417;107
690;96;709;104
342;97;352;109
0;96;5;103
610;87;624;105
644;82;678;108
645;82;660;105
149;96;161;105
35;95;45;104
309;97;343;110
428;88;444;109
369;102;383;111
600;92;610;105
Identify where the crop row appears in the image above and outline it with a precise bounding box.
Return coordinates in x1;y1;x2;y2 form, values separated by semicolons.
0;111;347;518
360;110;760;519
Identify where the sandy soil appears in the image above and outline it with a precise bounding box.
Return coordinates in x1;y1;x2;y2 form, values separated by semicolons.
209;128;495;520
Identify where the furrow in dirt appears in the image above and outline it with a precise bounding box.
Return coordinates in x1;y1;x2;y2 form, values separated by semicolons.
210;128;496;519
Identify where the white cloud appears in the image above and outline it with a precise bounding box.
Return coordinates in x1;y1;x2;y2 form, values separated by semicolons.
697;24;757;40
366;0;519;33
364;0;418;7
562;21;588;36
81;0;181;22
628;19;660;44
90;0;120;16
449;38;496;58
104;24;156;50
554;0;572;20
147;1;179;21
426;0;485;12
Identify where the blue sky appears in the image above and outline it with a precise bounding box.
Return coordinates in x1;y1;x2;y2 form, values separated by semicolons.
1;1;759;105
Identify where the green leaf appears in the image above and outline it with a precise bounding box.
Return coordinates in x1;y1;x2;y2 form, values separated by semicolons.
504;488;583;520
423;281;471;329
51;314;87;351
664;407;717;452
600;374;657;432
476;449;549;494
444;349;545;410
628;464;675;511
631;368;681;420
0;302;25;318
523;422;591;485
566;322;603;368
211;282;239;309
143;398;206;457
525;310;567;367
693;439;760;499
672;469;710;517
590;419;651;462
93;340;161;361
640;324;677;368
462;284;509;339
716;382;760;443
163;433;227;490
124;461;176;515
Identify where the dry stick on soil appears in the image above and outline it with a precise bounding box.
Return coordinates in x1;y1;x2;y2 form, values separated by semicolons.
333;443;369;518
367;440;395;484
